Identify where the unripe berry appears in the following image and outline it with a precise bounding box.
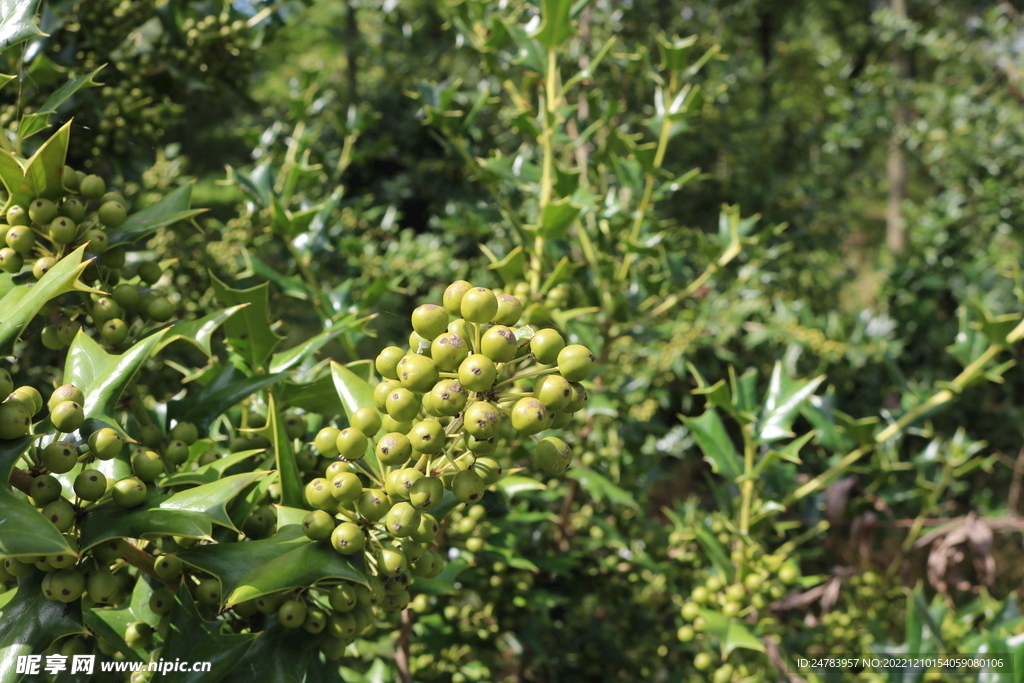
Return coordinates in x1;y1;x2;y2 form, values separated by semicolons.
41;441;78;473
48;384;85;412
458;354;497;392
89;428;123;460
29;198;59;225
196;577;221;605
407;419;445;454
460;287;498;323
56;320;81;346
480;325;518;362
374;346;405;379
304;478;335;511
50;568;86;603
411;514;440;543
329;584;358;612
557;344;596;382
564;382;588;413
92;297;122;324
463;401;501;439
472;457;503;485
330;472;362;502
534;374;573;411
86;567;119;604
334;427;367;460
409;476;444;510
385;387;421;423
0;368;10;399
146;297;173;322
84;230;109;253
378;547;407;576
442;280;473;315
100;318;129;345
534;437;572;475
410;549;443;578
278;600;307;628
494;294;523;326
6;205;28;226
397;354;439;394
428;379;468;416
112;284;139;309
375;432;413;467
451;469;486;504
98;201;127;229
384;501;420;538
112;477;147;508
373;380;400;413
411;304;449;340
350;407;382;437
355;488;391;521
60;196;86;222
47;216;77;244
163;440;190;465
30;474;62;506
510;398;550;435
331;522;364;555
33;257;57;279
80;174;106;200
430;332;469;371
10;386;42;415
73;469;107;501
5;225;34;253
131;449;164;482
530;329;565;364
385;468;423;501
0;248;22;273
42;498;76;531
149;587;175;616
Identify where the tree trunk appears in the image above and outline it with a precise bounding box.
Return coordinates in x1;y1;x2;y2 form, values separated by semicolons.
886;0;911;254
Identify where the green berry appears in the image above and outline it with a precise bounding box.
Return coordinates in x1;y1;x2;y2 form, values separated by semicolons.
472;457;503;485
384;467;423;500
56;320;81;346
428;379;468;416
138;261;162;285
534;375;573;411
149;587;175;615
302;510;336;541
92;297;122;324
102;246;126;269
329;584;357;612
463;401;501;439
408;476;444;510
384;501;420;537
92;538;125;563
30;474;62;506
494;294;524;326
397;354;439;393
564;382;588;412
89;427;124;460
0;401;30;438
355;488;392;521
279;599;307;628
301;607;327;632
411;514;440;543
373;379;400;412
411;304;449;340
314;426;341;457
196;577;221;605
255;592;284;614
100;318;129;345
0;368;10;399
681;601;700;621
442;280;473;315
41;441;78;473
0;248;22;273
329;472;362;502
331;522;365;554
530;328;565;364
47;216;77;244
41;325;63;350
6;205;28;226
33;257;57;279
112;284;139;309
283;411;306;439
458;354;497;392
430;332;469;371
378;547;407;576
73;469;107;501
42;499;75;532
350;407;382;438
557;344;596;382
112;477;147;508
410;549;443;578
467;434;496;454
385;387;421;423
451;469;486;504
510;397;550;435
481;325;518;362
163;439;190;465
407;419;445;454
10;386;42;415
713;664;734;683
154;554;183;580
319;636;347;660
725;583;746;602
694;653;713;671
146;297;173;322
375;432;413;467
80;174;106;200
3;557;33;576
534;437;572;475
29;198;58;225
5;225;34;253
87;567;119;604
98;201;127;229
50;568;86;603
100;192;125;206
48;384;85;412
131;449;164;482
304;478;335;511
84;229;109;252
334;427;367;460
382;415;412;434
460;287;498;323
60;196;86;221
375;346;405;380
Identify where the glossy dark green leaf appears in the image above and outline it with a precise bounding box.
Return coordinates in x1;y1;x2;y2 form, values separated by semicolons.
176;520;310;601
693;525;734;582
161;449;265;487
269;316;365;374
224;540;366;606
568;466;639;510
0;573;85;681
211;275;284;371
330;361;383;472
682;409;742;482
65;328;169;426
17;66;104;141
159;471;267;530
0;0;42;54
250;394;302;508
530;0;575;48
697;608;765;656
0;436;75;558
159;304;248;357
757;362;825;442
167;363;288;435
495;475;546;500
281;375;344;417
0;243;96;356
481;244;526;285
161;583;257;683
227;619;321;683
105;184;205;246
537;197;581;239
86;575;159;660
832;409;879;448
0;119;70;208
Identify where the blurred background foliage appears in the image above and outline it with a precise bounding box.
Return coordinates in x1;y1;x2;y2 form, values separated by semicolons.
8;0;1024;680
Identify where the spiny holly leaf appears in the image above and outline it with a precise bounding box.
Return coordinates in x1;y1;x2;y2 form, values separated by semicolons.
0;435;75;558
281;375;344;417
223;540;367;606
104;184;205;246
330;360;383;472
159;304;248;357
228;618;323;683
698;608;766;657
166;363;288;435
161;448;265;487
18;65;104;141
0;120;71;207
0;244;98;356
211;275;284;371
0;0;44;54
249;393;302;508
530;0;575;48
757;362;825;442
66;329;168;418
682;408;742;482
268;315;368;374
78;472;263;550
161;583;257;683
88;575;160;659
0;573;85;682
82;609;143;663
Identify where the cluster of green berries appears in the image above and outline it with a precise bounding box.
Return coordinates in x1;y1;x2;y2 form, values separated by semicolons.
0;167;179;349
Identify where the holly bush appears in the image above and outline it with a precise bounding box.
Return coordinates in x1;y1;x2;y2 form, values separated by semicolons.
3;0;1024;682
